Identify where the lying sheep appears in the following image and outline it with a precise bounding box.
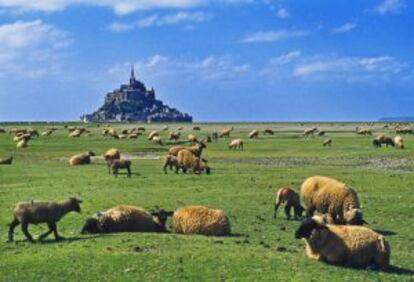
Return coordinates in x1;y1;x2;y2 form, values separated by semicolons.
394;135;404;149
8;198;82;242
263;128;274;135
176;149;210;174
295;216;390;270
171;205;231;236
228;139;243;150
273;187;304;220
248;130;259;139
81;205;173;234
323;138;332;147
169;142;206;158
107;159;132;177
300;176;365;225
148;131;159;140
104;148;121;161
69;151;95;166
0;156;13;165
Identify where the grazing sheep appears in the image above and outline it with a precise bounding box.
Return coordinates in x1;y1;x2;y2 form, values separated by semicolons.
81;206;173;234
176;149;210;174
219;127;234;138
187;134;198;143
372;139;382;148
171;205;230;236
162;125;169;131
248;130;259;139
14;133;31;142
104;148;121;161
228;139;243;150
177;126;184;131
193;126;201;131
202;135;212;143
69;151;95;166
273;187;304;220
128;133;138;139
163;155;179;174
41;130;53;136
395;126;413;134
356;127;372;135
303;127;318;137
169;132;181;142
263;128;274;135
148;131;159;140
323;138;332;147
393;135;404;149
121;129;129;135
0;156;13;165
16;139;28;149
107;159;132;177
318;131;326;136
300;176;365;225
137;126;146;132
374;135;394;148
151;136;163;145
295;216;390;270
27;128;39;137
69;129;83;137
169;142;206;158
0;128;6;133
8;198;82;242
212;132;219;141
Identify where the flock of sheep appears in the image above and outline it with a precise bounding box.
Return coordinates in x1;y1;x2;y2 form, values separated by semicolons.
1;122;410;272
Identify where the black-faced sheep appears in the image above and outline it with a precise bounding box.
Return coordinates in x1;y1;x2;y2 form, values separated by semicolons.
263;128;274;135
107;159;132;177
81;205;173;234
374;135;394;147
171;205;231;236
69;151;95;166
248;130;259;139
176;149;210;174
8;198;82;242
300;176;365;225
228;139;243;150
0;156;13;165
295;216;390;270
273;187;304;220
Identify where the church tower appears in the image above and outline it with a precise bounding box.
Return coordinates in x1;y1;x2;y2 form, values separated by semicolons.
130;65;136;85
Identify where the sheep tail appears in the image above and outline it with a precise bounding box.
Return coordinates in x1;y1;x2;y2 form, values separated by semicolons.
378;236;388;252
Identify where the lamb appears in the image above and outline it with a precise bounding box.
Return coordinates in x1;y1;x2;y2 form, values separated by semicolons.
176;149;210;174
219;127;234;138
104;148;121;161
263;128;274;135
295;216;390;270
273;187;304;220
69;151;95;166
151;136;163;145
148;131;159;140
187;134;198;143
0;156;13;165
323;138;332;147
248;130;259;139
163;155;179;174
228;138;243;150
171;205;231;236
8;198;82;242
81;205;173;234
300;176;365;225
107;159;132;177
168;142;206;158
393;135;404;149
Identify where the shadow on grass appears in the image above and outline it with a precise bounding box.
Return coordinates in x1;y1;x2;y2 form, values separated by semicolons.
385;265;414;275
372;229;397;236
39;234;112;244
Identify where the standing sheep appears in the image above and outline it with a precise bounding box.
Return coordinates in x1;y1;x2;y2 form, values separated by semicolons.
171;205;231;236
300;176;365;225
81;205;173;234
303;127;318;137
394;135;404;149
219;127;234;138
169;142;206;158
263;128;274;135
8;198;82;242
295;216;390;270
148;131;159;140
69;151;95;166
323;138;332;147
248;130;259;139
176;149;210;174
107;159;132;177
104;148;121;161
163;155;179;174
273;187;304;220
228;139;243;150
151;136;163;145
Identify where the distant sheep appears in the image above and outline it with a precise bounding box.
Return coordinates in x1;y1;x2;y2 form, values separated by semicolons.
162;125;169;131
219;127;234;138
169;132;181;142
148;131;159;140
303;127;318;137
228;139;243;150
374;135;394;148
295;216;390;270
81;205;173;234
0;156;13;165
300;176;365;225
323;138;332;147
104;148;121;161
171;205;231;236
16;139;28;149
187;134;198;143
356;127;372;135
0;128;6;133
151;136;163;145
107;159;132;177
169;142;206;158
41;130;53;136
263;128;274;135
137;126;146;132
318;131;326;136
176;149;210;174
163;155;179;174
393;135;404;149
248;130;259;139
8;198;82;242
193;126;201;131
273;187;304;220
69;151;95;166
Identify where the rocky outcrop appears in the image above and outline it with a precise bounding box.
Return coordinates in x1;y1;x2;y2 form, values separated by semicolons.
81;67;192;123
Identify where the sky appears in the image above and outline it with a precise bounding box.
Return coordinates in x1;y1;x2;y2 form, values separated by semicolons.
0;0;413;122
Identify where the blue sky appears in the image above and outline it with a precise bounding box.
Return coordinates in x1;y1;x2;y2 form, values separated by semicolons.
0;0;412;122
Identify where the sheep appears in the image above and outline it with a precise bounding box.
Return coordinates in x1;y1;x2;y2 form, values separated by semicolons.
8;198;82;242
137;126;146;132
169;132;181;142
104;148;121;162
295;216;390;270
176;149;210;174
219;127;234;138
300;176;365;225
202;135;212;143
148;130;159;140
323;138;332;147
0;128;6;133
393;135;404;149
151;136;163;145
128;133;139;139
177;126;184;131
0;156;13;165
372;139;382;148
69;151;95;166
303;127;318;137
171;205;231;236
162;125;169;131
395;126;413;134
41;130;53;136
107;159;132;177
27;128;39;137
193;126;201;131
163;155;179;174
187;134;198;143
318;131;326;136
121;129;129;134
273;187;304;220
374;135;394;148
14;133;31;142
248;130;259;139
356;127;372;135
69;129;83;137
228;138;243;150
211;132;219;141
81;205;173;234
263;128;274;135
16;139;28;149
168;142;206;158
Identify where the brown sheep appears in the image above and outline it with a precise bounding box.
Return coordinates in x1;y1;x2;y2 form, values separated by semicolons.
104;148;121;161
168;142;206;158
176;149;210;174
273;187;304;220
263;128;274;135
0;156;13;165
323;138;332;147
228;138;243;150
69;151;95;166
81;206;173;234
171;205;231;236
187;134;198;143
248;130;259;139
219;127;234;138
295;216;390;270
163;155;179;174
300;176;365;225
107;159;132;177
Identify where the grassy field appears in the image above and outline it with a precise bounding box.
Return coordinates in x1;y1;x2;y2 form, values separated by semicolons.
0;122;413;282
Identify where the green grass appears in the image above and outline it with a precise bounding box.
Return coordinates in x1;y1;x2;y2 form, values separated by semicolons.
0;122;413;281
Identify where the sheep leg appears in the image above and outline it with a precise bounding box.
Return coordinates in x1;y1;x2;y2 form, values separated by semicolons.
127;167;131;177
163;162;168;174
21;221;35;243
7;218;19;242
38;223;54;241
284;205;292;220
50;223;64;241
273;203;280;219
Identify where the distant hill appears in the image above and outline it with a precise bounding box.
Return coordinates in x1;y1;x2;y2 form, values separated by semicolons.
378;117;414;122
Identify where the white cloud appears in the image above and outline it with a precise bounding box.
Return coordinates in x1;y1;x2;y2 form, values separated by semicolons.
276;8;289;19
373;0;405;15
108;21;133;32
332;22;356;34
241;29;307;43
270;50;301;65
0;20;71;79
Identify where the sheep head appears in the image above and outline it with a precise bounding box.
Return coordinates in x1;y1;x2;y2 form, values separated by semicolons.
151;209;174;231
81;218;100;234
295;217;326;239
69;197;82;213
344;208;366;225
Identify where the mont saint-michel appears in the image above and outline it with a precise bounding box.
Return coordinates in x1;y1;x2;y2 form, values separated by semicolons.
81;67;192;123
